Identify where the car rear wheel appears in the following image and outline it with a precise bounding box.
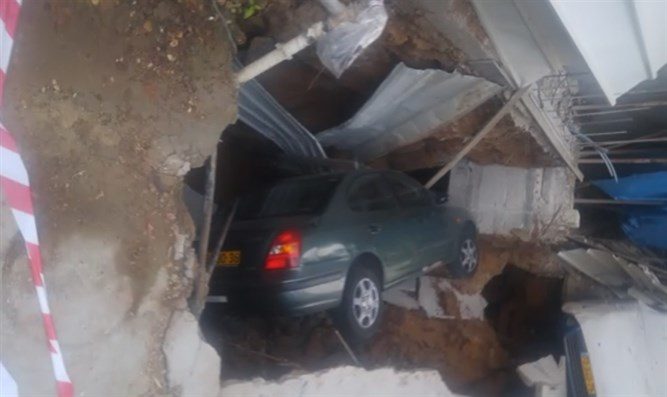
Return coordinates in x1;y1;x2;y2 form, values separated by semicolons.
335;266;383;343
448;226;479;278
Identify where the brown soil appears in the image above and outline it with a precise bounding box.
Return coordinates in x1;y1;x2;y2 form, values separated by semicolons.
448;0;492;49
381;0;466;72
364;307;511;395
374;98;560;171
449;236;562;295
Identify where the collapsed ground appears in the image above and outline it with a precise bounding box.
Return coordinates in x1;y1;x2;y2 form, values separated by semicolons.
201;0;570;395
200;237;566;396
0;0;572;396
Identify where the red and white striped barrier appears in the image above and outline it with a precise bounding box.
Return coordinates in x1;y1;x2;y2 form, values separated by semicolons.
0;0;74;396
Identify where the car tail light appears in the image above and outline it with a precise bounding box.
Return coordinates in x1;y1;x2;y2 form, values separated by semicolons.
265;230;301;270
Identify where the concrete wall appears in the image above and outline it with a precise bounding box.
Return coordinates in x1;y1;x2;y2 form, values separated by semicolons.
0;2;236;396
448;160;579;239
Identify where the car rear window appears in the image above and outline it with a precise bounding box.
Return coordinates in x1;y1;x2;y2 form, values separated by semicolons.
237;175;342;219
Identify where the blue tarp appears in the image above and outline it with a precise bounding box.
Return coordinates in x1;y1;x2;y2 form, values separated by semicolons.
593;172;667;250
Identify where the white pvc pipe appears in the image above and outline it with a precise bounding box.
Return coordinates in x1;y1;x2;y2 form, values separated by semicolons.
318;0;347;16
237;22;325;83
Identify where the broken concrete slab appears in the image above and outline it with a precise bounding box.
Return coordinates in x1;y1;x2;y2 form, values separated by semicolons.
448;160;579;239
383;277;487;320
517;355;566;397
419;277;487;320
220;366;463;397
163;310;221;396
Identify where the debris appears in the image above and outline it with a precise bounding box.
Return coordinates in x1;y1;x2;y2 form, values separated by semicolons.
384;277;486;320
517;355;566;396
416;277;487;320
220;366;459;397
382;280;420;310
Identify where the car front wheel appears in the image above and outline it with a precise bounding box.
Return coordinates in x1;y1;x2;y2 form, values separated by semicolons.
335;266;383;342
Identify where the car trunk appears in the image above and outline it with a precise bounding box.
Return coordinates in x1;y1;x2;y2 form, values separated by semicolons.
219;215;320;270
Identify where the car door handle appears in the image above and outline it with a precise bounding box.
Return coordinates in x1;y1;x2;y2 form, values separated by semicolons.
368;224;382;234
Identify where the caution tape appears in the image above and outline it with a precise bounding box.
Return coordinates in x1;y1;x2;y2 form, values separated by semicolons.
0;0;74;395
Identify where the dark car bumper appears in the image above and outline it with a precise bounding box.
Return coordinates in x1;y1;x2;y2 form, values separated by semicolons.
208;267;345;316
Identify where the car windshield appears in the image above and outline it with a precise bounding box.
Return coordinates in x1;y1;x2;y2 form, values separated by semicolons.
237;175;342;219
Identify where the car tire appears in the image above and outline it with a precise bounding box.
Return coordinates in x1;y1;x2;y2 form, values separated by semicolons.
334;266;383;343
448;225;479;278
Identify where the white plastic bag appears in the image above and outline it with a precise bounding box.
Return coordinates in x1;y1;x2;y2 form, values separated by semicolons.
316;0;388;78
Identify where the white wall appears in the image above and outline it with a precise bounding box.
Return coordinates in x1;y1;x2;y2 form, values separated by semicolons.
448;160;579;238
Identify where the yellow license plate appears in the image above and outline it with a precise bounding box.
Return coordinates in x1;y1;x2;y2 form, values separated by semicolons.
217;250;241;266
580;353;597;396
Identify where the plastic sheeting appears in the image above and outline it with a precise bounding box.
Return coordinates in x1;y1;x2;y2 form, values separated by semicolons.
593;172;667;250
316;0;388;78
237;60;325;158
317;63;501;162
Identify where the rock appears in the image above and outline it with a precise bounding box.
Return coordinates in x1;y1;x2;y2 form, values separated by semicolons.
161;154;191;177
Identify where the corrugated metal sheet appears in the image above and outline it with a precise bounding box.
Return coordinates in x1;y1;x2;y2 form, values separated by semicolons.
317;63;501;162
237;61;326;158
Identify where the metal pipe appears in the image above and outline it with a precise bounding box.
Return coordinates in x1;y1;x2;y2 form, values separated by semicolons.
575;198;666;206
579;137;667;146
581;131;627;137
206;200;238;274
580;148;664;157
237;22;325;83
578;118;634;125
574;107;651;117
198;150;217;267
579;158;667;164
572;101;667;110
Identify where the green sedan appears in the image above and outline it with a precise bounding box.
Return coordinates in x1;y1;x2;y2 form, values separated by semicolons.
209;169;478;341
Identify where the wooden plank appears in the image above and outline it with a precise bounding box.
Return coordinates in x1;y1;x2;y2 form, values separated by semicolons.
425;86;529;189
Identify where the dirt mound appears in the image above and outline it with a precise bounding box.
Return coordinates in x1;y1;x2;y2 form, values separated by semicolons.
364;307;510;394
374;99;560;171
